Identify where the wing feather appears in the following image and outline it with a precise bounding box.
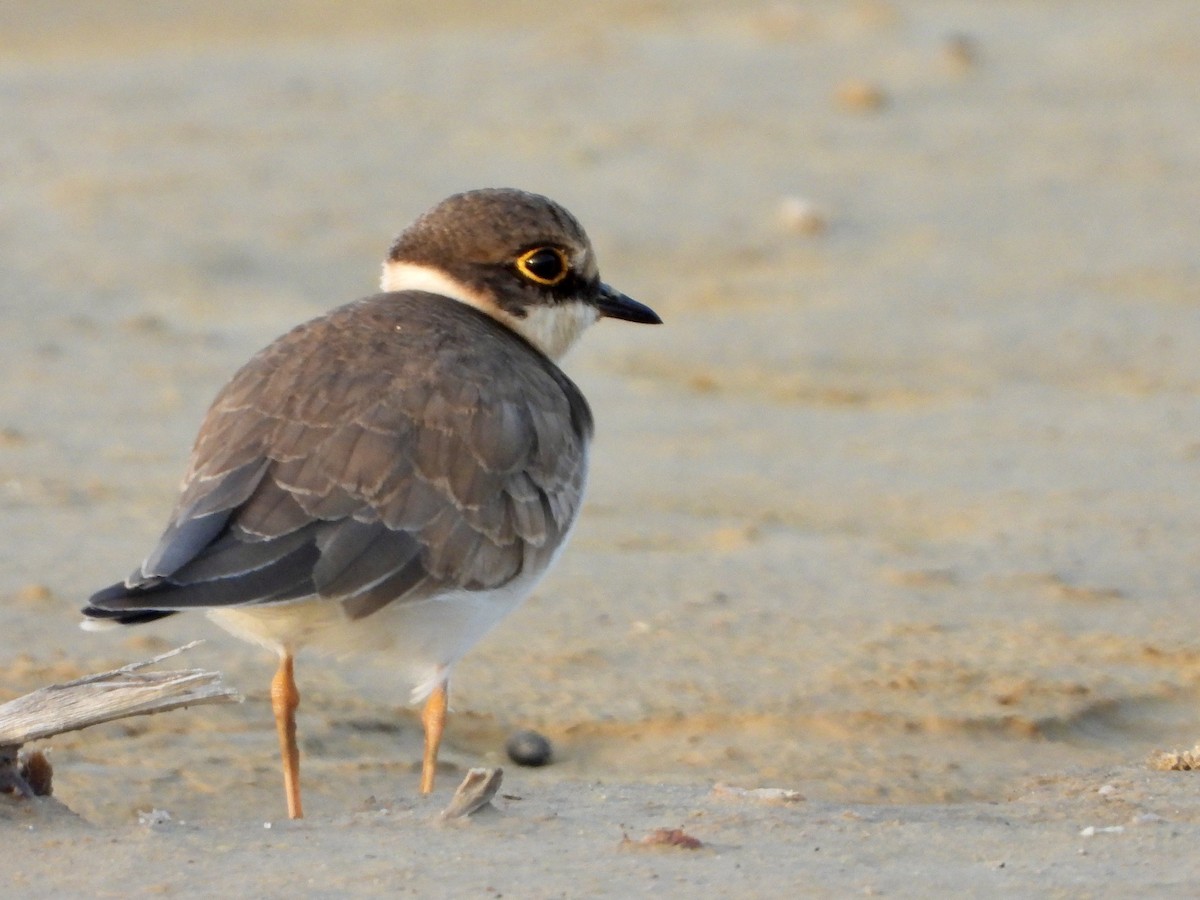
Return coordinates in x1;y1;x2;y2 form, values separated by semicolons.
83;293;592;622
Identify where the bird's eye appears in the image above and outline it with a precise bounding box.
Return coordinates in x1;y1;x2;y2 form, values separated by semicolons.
515;247;570;286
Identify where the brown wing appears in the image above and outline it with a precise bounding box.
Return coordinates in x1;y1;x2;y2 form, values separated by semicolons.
85;293;592;621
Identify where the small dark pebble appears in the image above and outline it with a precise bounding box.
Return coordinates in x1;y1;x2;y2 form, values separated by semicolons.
506;730;553;767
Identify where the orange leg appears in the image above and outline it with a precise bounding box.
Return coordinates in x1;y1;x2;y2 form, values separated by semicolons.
270;652;303;819
420;679;448;795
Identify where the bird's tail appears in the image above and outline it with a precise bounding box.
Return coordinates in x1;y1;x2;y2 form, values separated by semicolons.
80;581;179;629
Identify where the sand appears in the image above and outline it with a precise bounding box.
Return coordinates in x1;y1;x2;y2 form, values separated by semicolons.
4;0;1200;894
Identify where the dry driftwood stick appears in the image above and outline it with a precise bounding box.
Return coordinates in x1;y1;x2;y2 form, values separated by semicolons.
0;641;241;750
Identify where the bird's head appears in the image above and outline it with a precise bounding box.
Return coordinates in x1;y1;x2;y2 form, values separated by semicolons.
381;188;660;360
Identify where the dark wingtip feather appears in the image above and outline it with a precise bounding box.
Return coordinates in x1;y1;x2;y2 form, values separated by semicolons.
81;605;178;626
82;581;178;626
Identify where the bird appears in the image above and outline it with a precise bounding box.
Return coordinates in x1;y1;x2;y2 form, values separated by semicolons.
81;188;661;819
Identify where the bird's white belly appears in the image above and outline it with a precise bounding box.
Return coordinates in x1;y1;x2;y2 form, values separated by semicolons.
208;462;586;703
208;575;536;702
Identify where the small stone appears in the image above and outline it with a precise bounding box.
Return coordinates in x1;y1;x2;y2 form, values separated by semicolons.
16;584;53;604
1132;812;1165;825
834;79;888;112
0;427;26;446
777;196;828;235
505;730;553;767
942;33;979;73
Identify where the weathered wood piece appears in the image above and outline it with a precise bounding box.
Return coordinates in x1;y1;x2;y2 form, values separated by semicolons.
440;767;503;820
0;642;241;795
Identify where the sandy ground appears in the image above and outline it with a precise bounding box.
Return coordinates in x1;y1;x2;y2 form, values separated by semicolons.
4;0;1200;894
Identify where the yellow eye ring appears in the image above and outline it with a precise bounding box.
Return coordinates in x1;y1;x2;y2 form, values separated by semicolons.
515;246;570;286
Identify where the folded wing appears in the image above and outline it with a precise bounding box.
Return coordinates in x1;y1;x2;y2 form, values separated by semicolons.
83;294;593;624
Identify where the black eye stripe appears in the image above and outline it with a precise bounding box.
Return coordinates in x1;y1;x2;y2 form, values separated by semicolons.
515;247;569;286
